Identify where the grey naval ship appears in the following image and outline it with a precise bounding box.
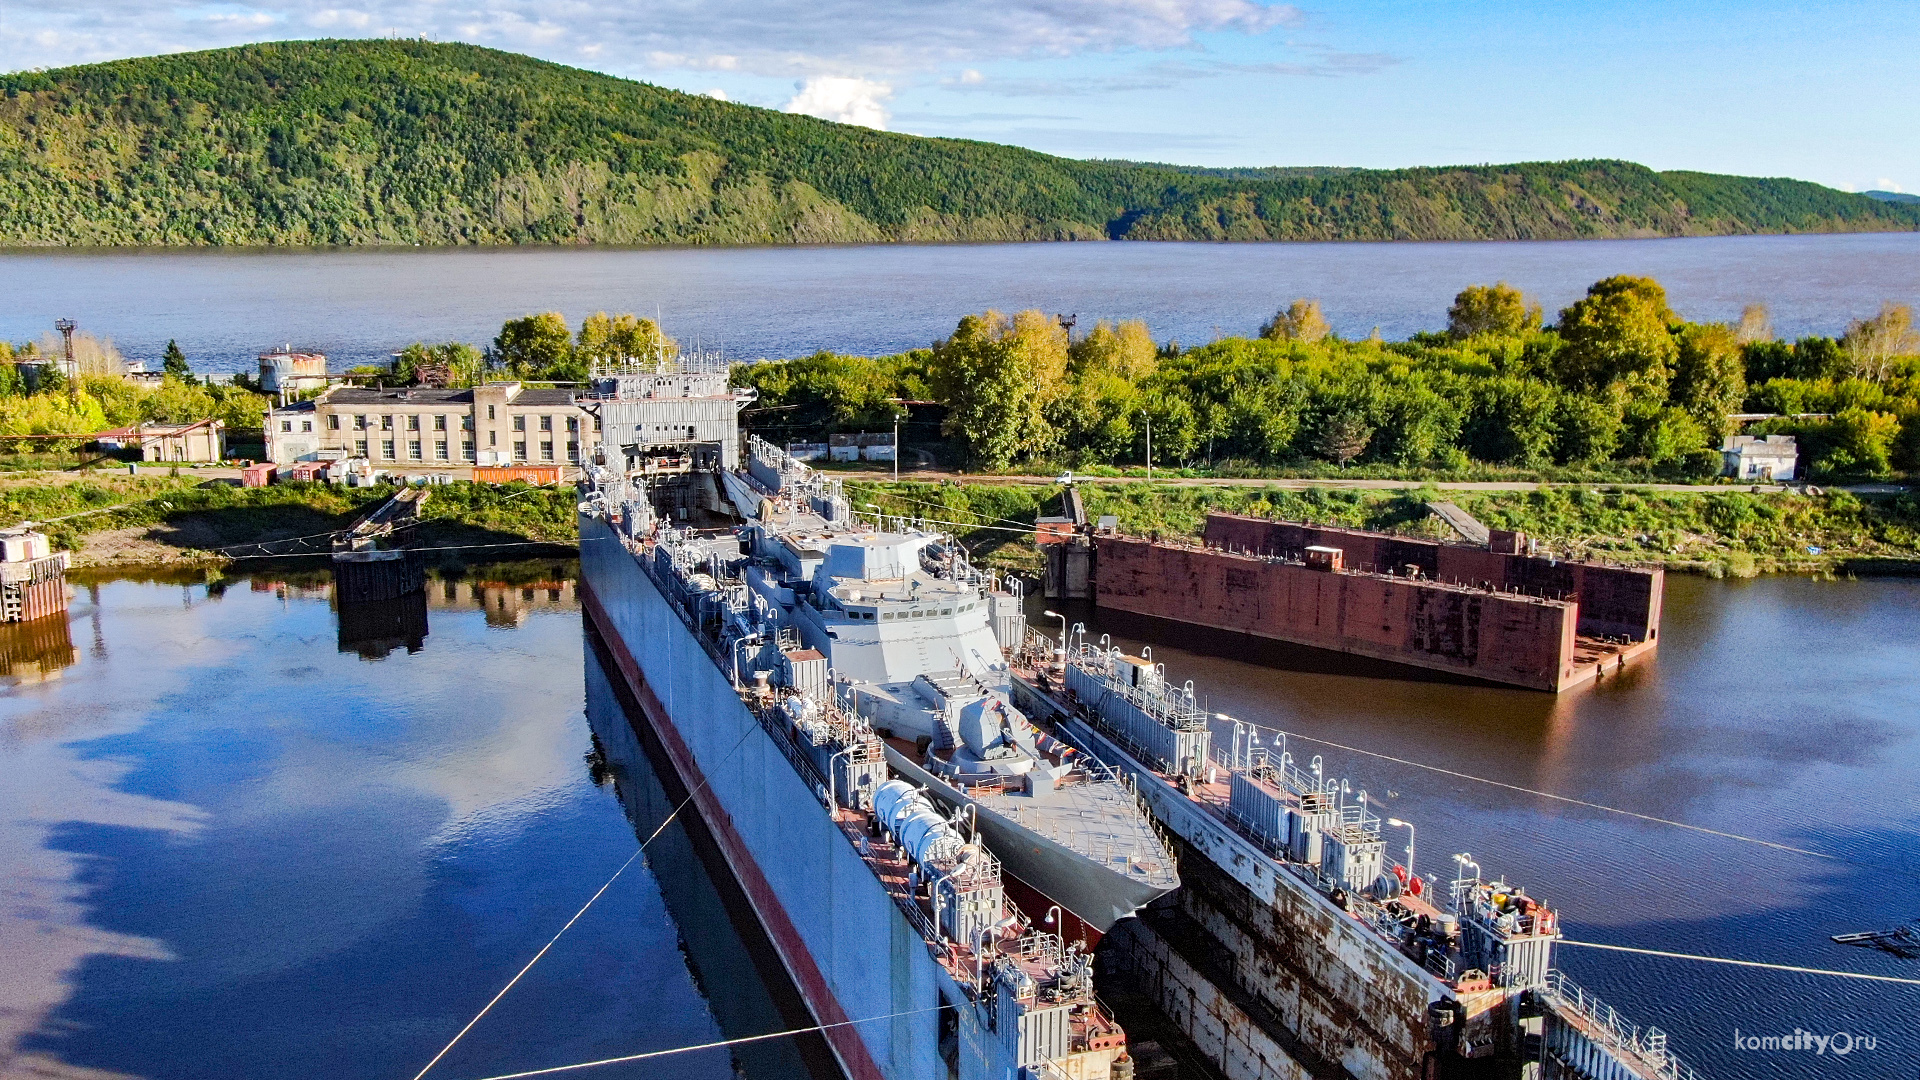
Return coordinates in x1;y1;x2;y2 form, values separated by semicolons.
574;355;1141;1080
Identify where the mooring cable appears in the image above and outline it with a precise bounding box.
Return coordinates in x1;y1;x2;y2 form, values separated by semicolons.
410;721;761;1080
1558;941;1920;986
1224;717;1842;862
458;1005;947;1080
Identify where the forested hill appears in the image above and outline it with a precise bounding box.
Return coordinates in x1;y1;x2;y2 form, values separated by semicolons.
3;40;1916;248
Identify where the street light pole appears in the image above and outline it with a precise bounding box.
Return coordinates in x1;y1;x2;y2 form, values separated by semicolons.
1386;818;1415;880
893;414;900;482
1043;609;1068;663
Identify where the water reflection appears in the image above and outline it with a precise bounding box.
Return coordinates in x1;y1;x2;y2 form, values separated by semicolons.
1;574;767;1080
583;628;834;1080
336;592;431;658
0;613;79;686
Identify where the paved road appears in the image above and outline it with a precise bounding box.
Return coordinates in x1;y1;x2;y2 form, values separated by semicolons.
820;466;1907;496
15;463;1909;497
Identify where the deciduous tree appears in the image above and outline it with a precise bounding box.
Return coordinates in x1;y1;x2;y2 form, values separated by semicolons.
1261;299;1331;344
1447;283;1541;339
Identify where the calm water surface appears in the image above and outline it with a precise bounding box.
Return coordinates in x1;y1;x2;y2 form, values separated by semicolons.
2;234;1918;371
0;574;818;1080
1;571;1915;1079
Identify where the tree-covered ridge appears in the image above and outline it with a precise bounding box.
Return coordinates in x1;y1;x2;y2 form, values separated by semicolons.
1;39;1916;247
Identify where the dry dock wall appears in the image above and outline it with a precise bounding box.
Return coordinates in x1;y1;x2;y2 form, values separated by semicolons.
1202;516;1662;644
1095;536;1583;691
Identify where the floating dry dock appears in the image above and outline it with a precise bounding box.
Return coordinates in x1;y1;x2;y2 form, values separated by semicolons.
1011;641;1700;1080
1092;515;1663;692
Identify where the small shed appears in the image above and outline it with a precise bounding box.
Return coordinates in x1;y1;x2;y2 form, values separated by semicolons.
1304;545;1345;572
1722;435;1798;481
241;463;278;488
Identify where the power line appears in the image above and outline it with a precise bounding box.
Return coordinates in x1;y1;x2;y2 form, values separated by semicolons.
459;1005;946;1080
1558;941;1920;987
411;722;760;1080
1222;717;1840;863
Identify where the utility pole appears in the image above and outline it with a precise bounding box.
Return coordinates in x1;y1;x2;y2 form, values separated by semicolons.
55;318;77;403
892;414;900;482
1145;416;1152;482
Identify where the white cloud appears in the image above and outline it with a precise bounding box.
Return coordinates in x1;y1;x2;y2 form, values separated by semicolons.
703;87;729;101
784;75;892;129
959;68;984;84
1872;178;1902;193
0;0;1303;80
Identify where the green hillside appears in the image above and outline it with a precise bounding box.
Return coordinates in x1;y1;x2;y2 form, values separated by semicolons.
2;39;1915;247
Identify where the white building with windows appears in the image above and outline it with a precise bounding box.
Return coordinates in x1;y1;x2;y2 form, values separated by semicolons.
264;383;603;469
1721;434;1798;481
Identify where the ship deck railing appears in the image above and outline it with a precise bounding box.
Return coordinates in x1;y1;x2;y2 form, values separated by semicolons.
1541;969;1701;1080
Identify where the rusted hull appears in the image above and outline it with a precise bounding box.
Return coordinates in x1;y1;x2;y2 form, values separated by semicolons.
1095;529;1662;692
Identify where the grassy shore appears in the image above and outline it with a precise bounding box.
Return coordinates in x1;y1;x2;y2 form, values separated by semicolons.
848;480;1920;577
12;472;1916;579
7;475;580;569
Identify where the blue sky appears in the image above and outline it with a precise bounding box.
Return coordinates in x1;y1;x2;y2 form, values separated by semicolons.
3;0;1914;193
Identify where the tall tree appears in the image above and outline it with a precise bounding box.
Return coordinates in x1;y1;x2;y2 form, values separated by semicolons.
490;313;576;381
1735;303;1773;344
1068;319;1158;382
1447;282;1541;339
1261;299;1331;344
1671;323;1747;440
578;312;675;371
162;340;191;380
1842;302;1918;382
1554;275;1679;394
930;313;1055;469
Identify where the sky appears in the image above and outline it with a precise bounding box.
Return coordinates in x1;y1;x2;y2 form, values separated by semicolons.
1;0;1915;195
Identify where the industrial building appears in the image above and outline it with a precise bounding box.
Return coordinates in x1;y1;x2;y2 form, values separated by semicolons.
258;348;329;395
93;420;227;462
264;383;604;467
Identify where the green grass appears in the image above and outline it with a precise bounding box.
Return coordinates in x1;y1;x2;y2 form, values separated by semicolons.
848;480;1920;575
2;39;1916;246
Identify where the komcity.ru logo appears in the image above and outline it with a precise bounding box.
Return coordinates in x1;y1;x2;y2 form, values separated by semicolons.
1733;1029;1877;1055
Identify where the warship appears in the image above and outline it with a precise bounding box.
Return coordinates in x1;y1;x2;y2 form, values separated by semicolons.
574;356;1139;1080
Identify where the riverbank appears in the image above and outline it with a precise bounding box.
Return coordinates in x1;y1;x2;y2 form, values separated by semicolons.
4;474;579;570
849;479;1920;577
11;471;1917;578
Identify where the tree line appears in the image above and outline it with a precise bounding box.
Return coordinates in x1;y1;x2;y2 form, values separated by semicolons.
0;334;272;449
733;278;1920;481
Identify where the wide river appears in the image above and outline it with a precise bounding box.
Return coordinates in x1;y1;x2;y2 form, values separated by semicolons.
3;234;1919;370
0;569;1912;1080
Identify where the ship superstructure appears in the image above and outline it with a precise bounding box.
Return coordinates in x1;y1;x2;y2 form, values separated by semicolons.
577;417;1135;1079
1014;636;1699;1080
727;436;1178;939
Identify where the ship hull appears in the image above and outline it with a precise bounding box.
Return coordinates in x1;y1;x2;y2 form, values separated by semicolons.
881;746;1174;938
579;514;959;1080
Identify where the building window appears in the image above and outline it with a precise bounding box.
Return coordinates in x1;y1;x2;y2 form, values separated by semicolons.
355;439;368;457
540;441;553;461
281;420;292;432
461;440;474;461
461;415;473;431
513;441;527;460
487;405;495;421
355;415;368;430
512;416;525;432
302;420;313;432
328;415;340;430
434;415;446;431
488;431;497;447
407;415;420;431
566;416;579;433
593;416;602;431
381;415;392;430
539;415;552;432
381;440;395;459
567;442;579;462
408;441;422;460
435;441;449;460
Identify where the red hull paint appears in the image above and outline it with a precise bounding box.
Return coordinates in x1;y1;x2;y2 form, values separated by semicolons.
998;866;1102;950
580;579;885;1080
